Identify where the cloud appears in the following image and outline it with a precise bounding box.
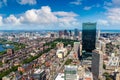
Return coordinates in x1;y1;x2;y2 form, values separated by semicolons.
96;4;100;8
17;0;37;5
98;19;109;26
4;15;20;25
20;6;57;24
3;0;7;5
112;0;120;6
53;11;78;17
106;8;120;25
98;7;120;27
83;6;92;10
20;6;79;27
0;16;3;26
0;0;7;8
0;6;79;29
104;0;120;7
102;0;120;27
70;0;82;5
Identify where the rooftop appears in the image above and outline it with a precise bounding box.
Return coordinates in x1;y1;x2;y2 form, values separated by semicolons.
34;69;44;74
55;73;64;80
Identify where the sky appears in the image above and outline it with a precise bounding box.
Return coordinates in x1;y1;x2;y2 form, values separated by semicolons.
0;0;120;30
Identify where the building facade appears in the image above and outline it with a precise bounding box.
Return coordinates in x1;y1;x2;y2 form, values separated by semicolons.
92;49;103;80
64;66;78;80
82;22;97;52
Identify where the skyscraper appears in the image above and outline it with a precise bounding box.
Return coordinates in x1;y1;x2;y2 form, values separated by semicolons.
74;28;79;37
59;31;64;38
73;42;82;60
69;30;72;36
97;29;100;40
82;22;97;52
64;30;68;36
92;49;103;80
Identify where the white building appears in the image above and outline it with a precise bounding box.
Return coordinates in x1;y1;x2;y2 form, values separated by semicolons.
106;53;119;70
55;73;64;80
56;48;68;59
73;42;82;56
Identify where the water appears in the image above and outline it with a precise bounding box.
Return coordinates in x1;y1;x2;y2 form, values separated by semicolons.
0;44;14;52
0;45;5;52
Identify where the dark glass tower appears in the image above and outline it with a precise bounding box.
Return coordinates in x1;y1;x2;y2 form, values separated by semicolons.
82;22;96;52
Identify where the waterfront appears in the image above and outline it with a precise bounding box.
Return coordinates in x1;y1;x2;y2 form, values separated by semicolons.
0;44;14;52
0;45;5;52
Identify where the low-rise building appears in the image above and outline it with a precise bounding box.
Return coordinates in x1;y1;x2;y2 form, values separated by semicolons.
55;73;64;80
56;48;67;59
33;69;46;80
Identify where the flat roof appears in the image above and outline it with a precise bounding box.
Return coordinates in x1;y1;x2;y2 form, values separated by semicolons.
34;69;44;74
107;57;119;67
55;73;64;80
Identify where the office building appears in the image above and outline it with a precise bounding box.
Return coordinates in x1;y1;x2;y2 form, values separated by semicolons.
84;71;93;80
64;65;78;80
74;42;80;53
92;49;103;80
73;42;82;59
82;22;97;52
97;29;100;40
56;48;68;59
69;30;72;36
78;66;85;79
33;69;46;80
96;40;106;54
59;31;64;38
64;30;68;35
74;29;79;36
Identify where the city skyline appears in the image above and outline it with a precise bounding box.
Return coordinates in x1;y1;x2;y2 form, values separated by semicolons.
0;0;120;30
0;22;120;80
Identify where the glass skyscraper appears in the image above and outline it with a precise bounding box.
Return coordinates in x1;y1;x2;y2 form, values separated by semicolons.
82;22;96;52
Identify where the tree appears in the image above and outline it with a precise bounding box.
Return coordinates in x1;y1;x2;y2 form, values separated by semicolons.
106;77;113;80
103;63;106;69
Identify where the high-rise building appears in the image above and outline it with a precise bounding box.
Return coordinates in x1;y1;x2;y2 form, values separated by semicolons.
64;65;78;80
78;66;85;79
96;40;106;54
73;42;82;60
69;30;72;36
64;30;68;36
59;31;64;38
74;29;79;37
82;22;97;52
92;49;103;80
74;42;80;53
97;29;100;40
